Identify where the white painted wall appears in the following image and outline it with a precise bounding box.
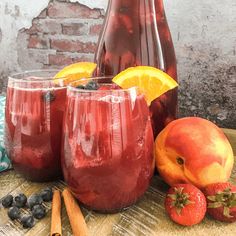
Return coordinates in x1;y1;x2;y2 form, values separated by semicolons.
72;0;107;9
0;0;49;73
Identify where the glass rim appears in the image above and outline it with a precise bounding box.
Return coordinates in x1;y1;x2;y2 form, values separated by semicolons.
8;69;66;83
67;76;138;93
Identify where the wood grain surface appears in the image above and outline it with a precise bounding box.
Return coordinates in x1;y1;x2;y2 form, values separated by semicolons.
0;129;236;236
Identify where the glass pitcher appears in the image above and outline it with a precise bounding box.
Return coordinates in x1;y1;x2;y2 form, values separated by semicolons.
94;0;178;137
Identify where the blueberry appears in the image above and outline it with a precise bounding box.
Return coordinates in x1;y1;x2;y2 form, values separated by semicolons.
85;80;99;90
27;194;43;209
42;91;55;102
32;205;46;219
14;193;27;208
8;206;20;220
76;85;85;89
20;214;35;228
1;195;13;208
40;187;53;202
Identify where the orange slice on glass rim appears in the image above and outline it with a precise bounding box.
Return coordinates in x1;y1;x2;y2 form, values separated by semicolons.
112;66;178;105
54;62;97;85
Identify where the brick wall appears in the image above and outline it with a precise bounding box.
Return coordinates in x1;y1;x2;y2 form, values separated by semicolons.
17;0;104;70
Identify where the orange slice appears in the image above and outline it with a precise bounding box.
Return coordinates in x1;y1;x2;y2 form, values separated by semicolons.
112;66;178;105
54;62;97;85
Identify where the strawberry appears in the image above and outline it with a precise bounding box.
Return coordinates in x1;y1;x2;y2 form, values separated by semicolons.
203;182;236;223
165;184;207;226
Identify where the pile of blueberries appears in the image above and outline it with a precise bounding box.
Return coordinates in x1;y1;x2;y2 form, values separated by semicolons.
76;80;99;90
42;81;100;103
1;187;53;228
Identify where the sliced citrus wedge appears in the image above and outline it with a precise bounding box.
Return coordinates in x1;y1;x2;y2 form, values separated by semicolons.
54;62;97;85
112;66;178;105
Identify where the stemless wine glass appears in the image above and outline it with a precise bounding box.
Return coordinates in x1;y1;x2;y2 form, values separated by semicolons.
4;70;66;182
61;78;154;213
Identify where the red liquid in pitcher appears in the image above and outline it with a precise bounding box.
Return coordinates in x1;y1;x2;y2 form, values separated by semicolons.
5;86;66;182
62;85;154;212
95;0;177;137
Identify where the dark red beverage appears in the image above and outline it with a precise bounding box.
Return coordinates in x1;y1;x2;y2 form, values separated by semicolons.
62;81;154;212
4;71;66;182
95;0;177;137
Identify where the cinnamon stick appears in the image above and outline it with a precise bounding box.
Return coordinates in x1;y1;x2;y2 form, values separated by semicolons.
50;190;62;236
62;188;88;236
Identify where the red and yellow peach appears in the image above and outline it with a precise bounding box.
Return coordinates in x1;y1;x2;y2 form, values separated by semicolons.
155;117;234;189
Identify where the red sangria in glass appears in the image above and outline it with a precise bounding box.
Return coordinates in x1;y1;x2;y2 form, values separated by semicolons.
62;78;154;212
4;70;66;182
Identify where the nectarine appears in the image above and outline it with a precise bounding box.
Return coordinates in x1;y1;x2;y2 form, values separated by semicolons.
155;117;234;189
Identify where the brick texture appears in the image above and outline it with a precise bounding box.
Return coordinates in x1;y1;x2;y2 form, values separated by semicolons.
47;1;103;19
89;24;103;35
62;23;88;35
28;35;49;49
17;0;105;69
48;54;73;66
51;39;96;53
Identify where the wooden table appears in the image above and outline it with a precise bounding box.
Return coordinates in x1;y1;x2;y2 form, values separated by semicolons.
0;129;236;236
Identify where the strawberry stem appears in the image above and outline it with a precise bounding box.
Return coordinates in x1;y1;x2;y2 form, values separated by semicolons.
207;188;236;218
168;187;194;215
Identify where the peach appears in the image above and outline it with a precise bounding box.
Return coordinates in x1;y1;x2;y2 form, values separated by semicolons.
155;117;234;189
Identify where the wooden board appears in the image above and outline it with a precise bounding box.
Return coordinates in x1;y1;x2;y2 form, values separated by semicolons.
0;129;236;236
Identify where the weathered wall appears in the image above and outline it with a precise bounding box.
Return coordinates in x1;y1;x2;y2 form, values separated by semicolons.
0;0;105;82
0;0;235;128
16;1;104;69
167;0;236;128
